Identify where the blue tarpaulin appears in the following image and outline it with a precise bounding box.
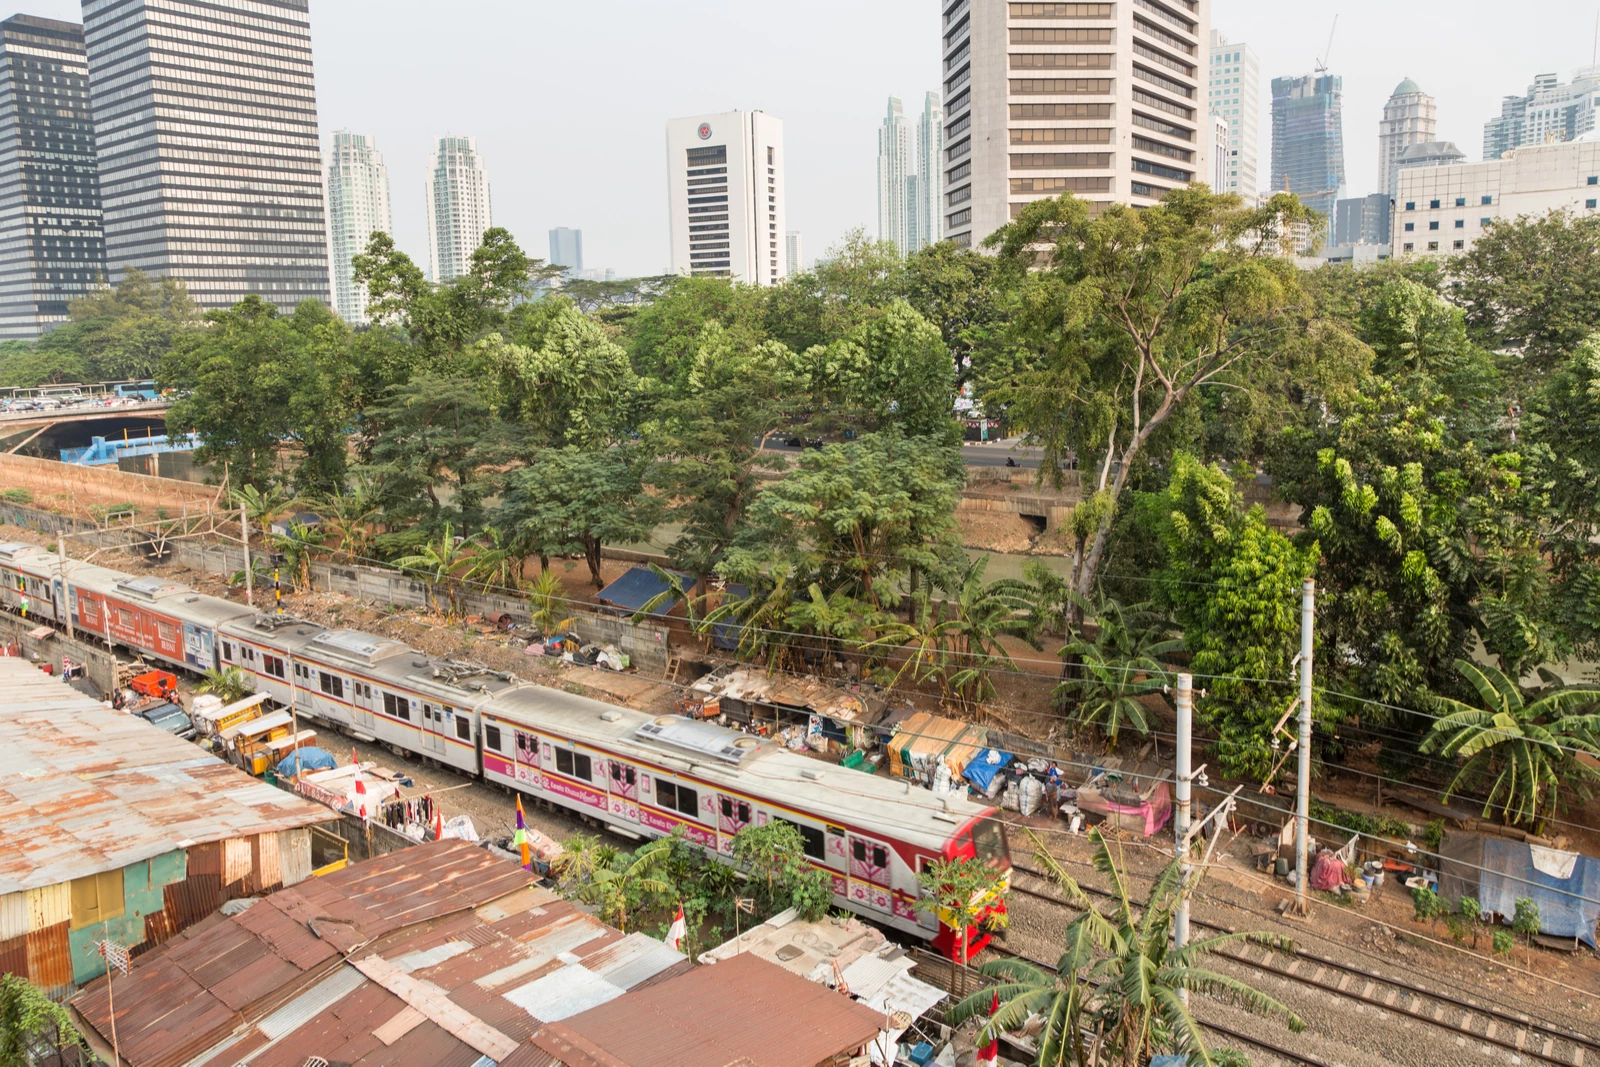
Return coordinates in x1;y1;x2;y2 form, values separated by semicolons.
963;749;1014;793
275;746;337;778
595;567;695;616
1443;833;1600;947
712;583;750;650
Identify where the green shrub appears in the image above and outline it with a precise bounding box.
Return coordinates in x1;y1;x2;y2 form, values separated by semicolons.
0;487;30;503
1493;929;1515;958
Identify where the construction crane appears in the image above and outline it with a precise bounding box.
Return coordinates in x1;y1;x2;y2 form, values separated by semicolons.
1314;15;1339;74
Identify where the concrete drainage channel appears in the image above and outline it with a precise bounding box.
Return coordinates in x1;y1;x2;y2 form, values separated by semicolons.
1007;863;1600;1067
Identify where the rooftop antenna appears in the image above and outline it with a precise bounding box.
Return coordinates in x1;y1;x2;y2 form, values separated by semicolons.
1314;14;1339;74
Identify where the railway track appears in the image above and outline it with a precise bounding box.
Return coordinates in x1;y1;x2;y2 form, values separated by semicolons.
1008;862;1600;1067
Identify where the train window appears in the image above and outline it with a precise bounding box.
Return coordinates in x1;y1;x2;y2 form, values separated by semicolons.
852;840;867;862
485;724;502;751
656;780;676;809
156;621;176;643
554;748;593;781
116;608;135;628
382;692;410;721
455;716;470;741
263;656;285;679
673;784;697;816
777;818;825;860
319;672;344;699
656;781;696;816
611;763;636;785
872;845;888;868
221;641;233;662
720;797;733;818
969;818;1009;868
738;801;751;822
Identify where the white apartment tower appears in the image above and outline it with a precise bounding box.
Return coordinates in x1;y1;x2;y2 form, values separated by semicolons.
941;0;1210;249
785;231;803;274
1207;30;1258;198
325;132;392;325
425;136;492;283
878;97;913;253
1378;78;1437;198
913;92;944;250
666;110;787;286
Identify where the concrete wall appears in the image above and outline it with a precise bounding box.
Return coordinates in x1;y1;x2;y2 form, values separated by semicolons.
0;452;220;515
0;615;120;696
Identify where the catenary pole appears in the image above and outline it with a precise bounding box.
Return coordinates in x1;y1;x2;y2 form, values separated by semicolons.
1294;578;1315;915
56;532;73;642
240;503;253;607
1173;671;1193;995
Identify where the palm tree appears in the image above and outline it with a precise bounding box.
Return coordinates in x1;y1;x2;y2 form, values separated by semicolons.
196;666;255;704
526;568;577;638
271;519;327;592
1420;659;1600;830
1055;595;1181;747
230;483;293;541
464;525;524;595
572;840;675;933
311;476;382;563
392;523;475;616
948;829;1303;1066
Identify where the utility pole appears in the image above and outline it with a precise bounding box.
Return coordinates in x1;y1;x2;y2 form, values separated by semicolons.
56;532;73;643
1173;672;1194;981
1294;578;1315;916
240;503;253;607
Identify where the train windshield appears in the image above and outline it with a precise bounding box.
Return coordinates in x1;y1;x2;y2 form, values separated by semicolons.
970;817;1010;868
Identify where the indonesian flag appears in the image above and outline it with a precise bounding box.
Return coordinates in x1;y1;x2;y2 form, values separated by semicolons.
976;990;999;1066
513;796;531;870
351;748;368;819
665;905;686;952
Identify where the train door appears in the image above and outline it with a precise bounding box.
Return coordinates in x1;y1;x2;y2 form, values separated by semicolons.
292;662;314;714
847;833;893;914
607;759;640;825
420;703;446;755
51;577;64;621
351;680;375;730
716;794;753;854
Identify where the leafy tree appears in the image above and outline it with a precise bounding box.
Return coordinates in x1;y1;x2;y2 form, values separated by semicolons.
0;973;89;1065
1452;210;1600;372
392;523;476;615
901;240;1014;394
765;228;905;353
358;374;496;534
917;854;1010;996
1512;896;1541;966
1419;659;1600;830
1458;895;1482;948
948;829;1301;1066
725;430;962;611
196;666;255;704
1155;452;1319;778
0;340;84;387
272;518;326;591
487;304;639;447
1055;595;1179;747
987;187;1349;604
628;274;769;384
498;447;655;588
730;822;831;920
569;839;674;933
1493;928;1515;959
1410;885;1443;932
309;475;383;563
230;483;294;541
812;299;959;440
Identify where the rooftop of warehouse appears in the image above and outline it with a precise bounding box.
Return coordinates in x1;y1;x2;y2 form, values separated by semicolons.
0;658;337;894
72;840;693;1067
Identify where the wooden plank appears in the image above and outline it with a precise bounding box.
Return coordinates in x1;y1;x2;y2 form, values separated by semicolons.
350;954;519;1060
372;1005;426;1045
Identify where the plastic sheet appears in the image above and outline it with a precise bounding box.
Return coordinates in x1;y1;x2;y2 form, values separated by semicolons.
962;749;1013;793
1443;832;1600;947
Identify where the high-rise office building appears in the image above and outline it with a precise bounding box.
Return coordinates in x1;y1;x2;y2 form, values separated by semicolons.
940;0;1211;250
0;15;103;339
1483;68;1600;160
878;97;912;253
1207;31;1258;198
665;110;786;286
1378;78;1437;199
785;231;802;274
549;227;582;272
1334;192;1390;247
1271;73;1346;222
912;92;943;250
425;136;492;283
325;132;391;325
82;0;329;314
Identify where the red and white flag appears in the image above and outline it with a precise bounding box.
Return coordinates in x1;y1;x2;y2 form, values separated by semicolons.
664;905;686;952
351;748;368;819
976;990;1000;1066
433;805;444;842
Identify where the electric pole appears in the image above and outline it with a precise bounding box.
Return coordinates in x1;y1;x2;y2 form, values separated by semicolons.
240;503;253;607
1294;578;1315;915
1174;672;1194;969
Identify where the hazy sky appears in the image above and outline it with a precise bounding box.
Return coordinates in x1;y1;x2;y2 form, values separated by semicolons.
21;0;1600;277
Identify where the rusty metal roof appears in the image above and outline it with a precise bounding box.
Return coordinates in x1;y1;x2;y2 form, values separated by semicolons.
532;952;887;1067
0;660;337;894
71;841;691;1067
693;667;885;725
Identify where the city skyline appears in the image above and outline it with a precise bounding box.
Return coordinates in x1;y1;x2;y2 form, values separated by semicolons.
1;0;1595;282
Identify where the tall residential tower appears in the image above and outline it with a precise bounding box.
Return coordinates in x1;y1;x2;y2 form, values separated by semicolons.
425;136;492;283
1207;31;1258;198
1271;72;1346;222
912;91;943;250
1483;68;1600;159
549;227;582;272
0;15;103;339
877;97;912;253
325;132;391;325
1378;78;1437;198
82;0;329;313
940;0;1211;250
665;110;786;286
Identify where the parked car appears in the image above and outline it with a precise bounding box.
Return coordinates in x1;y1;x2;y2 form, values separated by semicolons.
137;700;197;741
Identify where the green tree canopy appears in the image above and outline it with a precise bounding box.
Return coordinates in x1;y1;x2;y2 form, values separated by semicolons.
497;446;656;587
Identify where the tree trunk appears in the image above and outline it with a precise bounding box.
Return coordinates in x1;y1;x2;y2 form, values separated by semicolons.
584;537;603;588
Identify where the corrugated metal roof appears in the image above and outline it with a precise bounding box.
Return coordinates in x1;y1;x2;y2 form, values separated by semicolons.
502;963;627;1022
0;661;337;894
534;952;887;1067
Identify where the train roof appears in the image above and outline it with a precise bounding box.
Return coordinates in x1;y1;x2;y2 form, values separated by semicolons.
484;686;994;848
0;541;48;564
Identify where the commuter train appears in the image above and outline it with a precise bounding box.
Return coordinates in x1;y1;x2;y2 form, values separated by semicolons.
0;541;1011;953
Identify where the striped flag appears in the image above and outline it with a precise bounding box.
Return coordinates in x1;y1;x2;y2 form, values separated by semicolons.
351;747;368;819
665;904;686;952
976;990;999;1066
514;796;531;870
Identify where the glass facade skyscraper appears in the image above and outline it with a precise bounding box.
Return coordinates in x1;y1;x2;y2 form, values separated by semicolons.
82;0;330;314
0;15;104;339
325;131;391;325
1271;73;1346;222
425;135;492;283
549;226;582;272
